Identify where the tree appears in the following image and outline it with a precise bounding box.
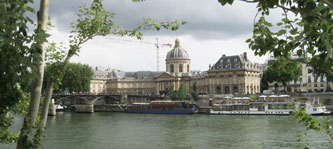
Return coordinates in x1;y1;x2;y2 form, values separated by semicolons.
260;71;269;92
57;63;93;93
0;0;35;144
178;82;187;101
264;57;302;92
218;0;333;77
16;0;50;148
36;0;186;147
169;84;177;100
191;82;199;101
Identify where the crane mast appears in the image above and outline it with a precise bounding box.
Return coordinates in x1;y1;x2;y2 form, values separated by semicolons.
107;37;171;71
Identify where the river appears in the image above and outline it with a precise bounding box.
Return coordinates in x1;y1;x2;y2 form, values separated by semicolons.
2;112;331;149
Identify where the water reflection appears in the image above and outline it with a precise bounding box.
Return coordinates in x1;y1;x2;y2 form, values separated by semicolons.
1;113;331;149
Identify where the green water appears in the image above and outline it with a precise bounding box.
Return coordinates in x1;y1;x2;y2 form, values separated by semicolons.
2;113;331;148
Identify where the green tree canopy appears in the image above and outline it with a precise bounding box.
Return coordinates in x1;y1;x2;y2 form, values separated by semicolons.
61;63;93;93
191;82;198;101
45;63;93;93
178;82;187;101
264;57;302;92
218;0;333;77
169;84;177;100
0;0;35;144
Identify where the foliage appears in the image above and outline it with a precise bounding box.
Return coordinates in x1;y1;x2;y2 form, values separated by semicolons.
169;84;177;100
59;63;93;93
191;82;199;101
0;0;34;113
31;0;186;148
178;82;187;101
293;108;333;147
249;95;258;100
0;0;36;145
218;0;333;77
264;56;302;91
0;92;30;144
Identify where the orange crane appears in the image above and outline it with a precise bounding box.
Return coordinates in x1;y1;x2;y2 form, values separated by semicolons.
107;37;172;71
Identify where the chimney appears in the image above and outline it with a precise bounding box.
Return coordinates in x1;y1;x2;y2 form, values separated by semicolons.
95;67;98;71
243;52;247;61
209;64;211;69
108;72;113;78
222;54;226;57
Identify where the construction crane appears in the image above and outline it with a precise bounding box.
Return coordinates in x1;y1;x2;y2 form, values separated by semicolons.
106;37;172;71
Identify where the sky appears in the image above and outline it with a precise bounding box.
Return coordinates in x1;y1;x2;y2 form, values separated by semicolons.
30;0;281;72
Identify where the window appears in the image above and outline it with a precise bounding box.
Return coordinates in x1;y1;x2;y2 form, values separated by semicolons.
321;76;324;82
308;76;311;83
179;64;183;72
224;86;230;94
233;86;238;93
187;64;190;72
314;77;318;82
170;64;174;73
216;86;221;94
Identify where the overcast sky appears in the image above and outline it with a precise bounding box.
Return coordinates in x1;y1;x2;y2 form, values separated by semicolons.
31;0;280;72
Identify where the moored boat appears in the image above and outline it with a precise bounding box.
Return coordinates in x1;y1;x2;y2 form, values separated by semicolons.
210;95;330;115
125;100;199;114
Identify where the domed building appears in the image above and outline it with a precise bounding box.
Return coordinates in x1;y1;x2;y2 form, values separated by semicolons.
90;38;262;96
155;39;192;94
165;39;191;76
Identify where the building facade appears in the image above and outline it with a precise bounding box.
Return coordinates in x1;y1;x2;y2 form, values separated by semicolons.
266;54;332;93
192;53;261;95
90;39;261;95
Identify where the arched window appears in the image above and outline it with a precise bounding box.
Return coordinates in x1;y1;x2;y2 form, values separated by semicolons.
233;86;238;94
224;86;230;94
179;64;183;72
187;64;190;72
216;86;221;94
170;64;174;73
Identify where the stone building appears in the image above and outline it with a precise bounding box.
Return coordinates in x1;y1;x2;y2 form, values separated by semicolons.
89;39;261;95
192;53;261;95
89;67;112;94
107;71;160;95
267;54;332;93
155;39;192;94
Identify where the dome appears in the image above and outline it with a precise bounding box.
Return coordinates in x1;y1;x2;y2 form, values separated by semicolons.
166;39;190;60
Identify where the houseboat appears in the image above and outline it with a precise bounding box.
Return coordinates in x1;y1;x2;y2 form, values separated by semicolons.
210;95;330;115
125;100;199;114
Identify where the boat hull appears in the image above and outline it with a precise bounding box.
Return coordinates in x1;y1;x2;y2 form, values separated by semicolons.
210;110;291;115
125;109;197;114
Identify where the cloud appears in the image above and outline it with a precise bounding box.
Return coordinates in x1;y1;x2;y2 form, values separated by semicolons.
31;0;259;40
31;0;273;71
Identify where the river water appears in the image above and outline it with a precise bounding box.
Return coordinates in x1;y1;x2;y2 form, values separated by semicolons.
2;112;331;149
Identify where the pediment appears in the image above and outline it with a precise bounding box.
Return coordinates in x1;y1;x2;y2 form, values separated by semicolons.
155;72;175;79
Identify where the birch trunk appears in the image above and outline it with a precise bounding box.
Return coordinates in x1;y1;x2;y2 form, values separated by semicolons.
35;52;74;146
16;0;50;148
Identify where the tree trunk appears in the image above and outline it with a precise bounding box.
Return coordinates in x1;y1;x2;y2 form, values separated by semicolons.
16;0;50;148
33;48;74;147
34;77;54;146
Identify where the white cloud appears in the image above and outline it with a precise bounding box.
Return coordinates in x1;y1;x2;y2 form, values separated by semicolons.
43;0;273;72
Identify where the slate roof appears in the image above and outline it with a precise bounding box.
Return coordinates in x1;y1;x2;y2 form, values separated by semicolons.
209;53;260;72
93;69;109;79
125;71;163;79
